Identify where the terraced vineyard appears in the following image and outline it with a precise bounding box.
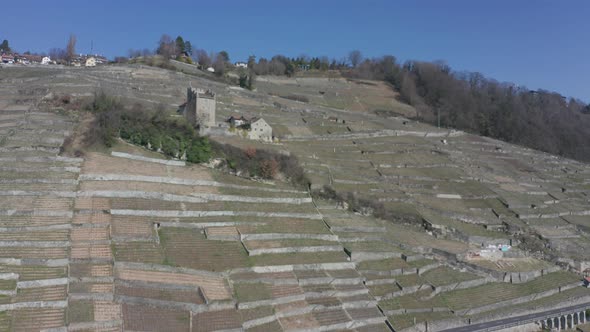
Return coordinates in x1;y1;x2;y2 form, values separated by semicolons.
0;65;589;331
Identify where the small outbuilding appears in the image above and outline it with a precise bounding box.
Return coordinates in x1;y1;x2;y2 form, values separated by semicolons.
227;115;248;128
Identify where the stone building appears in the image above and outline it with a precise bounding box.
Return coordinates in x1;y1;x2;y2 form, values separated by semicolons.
184;87;216;129
248;118;272;142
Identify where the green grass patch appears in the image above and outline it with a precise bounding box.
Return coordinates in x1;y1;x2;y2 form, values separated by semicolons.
67;300;94;323
421;267;479;287
0;279;16;290
234;283;272;302
357;258;410;271
248;251;348;266
441;271;580;310
389;311;455;330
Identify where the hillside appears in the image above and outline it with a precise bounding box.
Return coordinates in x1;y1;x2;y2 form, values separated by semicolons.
0;64;589;332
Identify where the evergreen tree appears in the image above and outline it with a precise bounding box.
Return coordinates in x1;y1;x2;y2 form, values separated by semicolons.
219;50;230;63
0;40;10;53
175;36;185;55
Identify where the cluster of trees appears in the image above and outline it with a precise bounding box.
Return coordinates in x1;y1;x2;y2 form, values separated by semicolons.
128;35;236;76
211;142;309;186
248;50;364;76
193;49;233;76
47;34;77;64
393;61;590;161
242;47;590;162
85;92;211;163
154;34;193;62
337;55;590;161
127;48;153;59
314;185;418;224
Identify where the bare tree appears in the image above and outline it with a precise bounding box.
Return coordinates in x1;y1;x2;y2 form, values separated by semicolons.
156;34;175;59
268;59;286;76
212;53;226;76
194;49;211;68
254;58;269;75
114;56;128;64
141;48;152;57
348;50;362;68
66;34;77;64
49;48;66;62
128;49;141;58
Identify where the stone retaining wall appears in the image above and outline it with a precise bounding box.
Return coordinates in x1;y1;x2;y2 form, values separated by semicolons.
284;129;463;142
111;209;322;219
246;245;343;256
457;260;561;284
380;284;430;300
111;151;185;166
240;233;338;241
351;251;402;262
384;307;450;316
80;173;306;193
230;262;356;274
423;277;493;300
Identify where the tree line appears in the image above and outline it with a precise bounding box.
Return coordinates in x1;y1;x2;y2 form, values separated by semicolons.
387;61;590;161
291;50;590;162
125;37;590;162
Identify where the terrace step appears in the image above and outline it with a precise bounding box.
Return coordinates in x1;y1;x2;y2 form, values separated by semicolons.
205;226;239;241
70;226;109;242
114;264;231;301
110;209;322;219
241;233;338;241
330;226;387;233
70;243;112;259
80;173;306;193
246;246;344;256
67;320;122;332
111;151;186;166
68;293;114;301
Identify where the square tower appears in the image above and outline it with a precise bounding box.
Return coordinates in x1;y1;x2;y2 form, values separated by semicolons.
185;87;216;128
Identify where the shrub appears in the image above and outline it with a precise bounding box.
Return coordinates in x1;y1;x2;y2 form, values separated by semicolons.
186;137;211;163
160;135;177;156
239;73;248;88
210;140;309;188
260;159;279;179
245;147;257;159
60;95;71;104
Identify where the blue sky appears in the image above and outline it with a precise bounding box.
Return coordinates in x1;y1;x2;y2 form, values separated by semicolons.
3;0;589;101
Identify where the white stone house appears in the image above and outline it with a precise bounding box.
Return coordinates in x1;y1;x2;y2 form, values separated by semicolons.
41;56;51;65
85;57;96;67
235;62;247;68
248;118;272;142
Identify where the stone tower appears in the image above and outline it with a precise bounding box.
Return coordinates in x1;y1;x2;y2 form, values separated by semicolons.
185;87;216;129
